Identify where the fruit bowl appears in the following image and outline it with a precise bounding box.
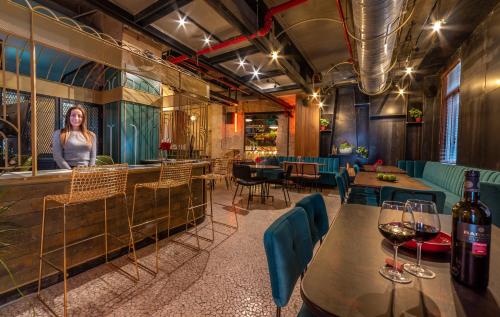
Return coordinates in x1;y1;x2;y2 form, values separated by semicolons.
403;232;452;253
376;173;397;182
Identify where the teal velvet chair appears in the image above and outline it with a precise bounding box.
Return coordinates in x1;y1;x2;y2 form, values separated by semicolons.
295;193;329;245
405;160;415;177
380;186;446;213
335;175;346;204
397;160;406;171
413;160;427;178
263;207;314;317
480;182;500;227
353;164;360;175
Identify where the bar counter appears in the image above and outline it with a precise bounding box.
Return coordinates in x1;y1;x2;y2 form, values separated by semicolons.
0;162;209;297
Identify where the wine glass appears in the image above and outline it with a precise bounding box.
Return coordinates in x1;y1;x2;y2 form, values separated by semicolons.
403;199;441;279
378;201;416;283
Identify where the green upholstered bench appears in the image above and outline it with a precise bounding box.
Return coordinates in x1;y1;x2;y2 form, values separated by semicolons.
259;156;340;187
412;161;500;217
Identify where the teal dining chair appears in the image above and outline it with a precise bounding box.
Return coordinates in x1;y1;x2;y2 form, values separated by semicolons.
295;193;329;245
380;186;446;213
263;207;315;317
335;175;346;204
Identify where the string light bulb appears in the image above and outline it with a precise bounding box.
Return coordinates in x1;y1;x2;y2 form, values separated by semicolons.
312;91;319;99
238;58;246;68
251;67;260;80
405;67;413;74
319;101;324;108
398;88;405;95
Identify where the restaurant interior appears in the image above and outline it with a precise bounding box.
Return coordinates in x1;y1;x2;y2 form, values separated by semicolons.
0;0;498;316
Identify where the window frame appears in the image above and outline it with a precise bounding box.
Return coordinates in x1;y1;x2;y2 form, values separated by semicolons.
440;59;461;164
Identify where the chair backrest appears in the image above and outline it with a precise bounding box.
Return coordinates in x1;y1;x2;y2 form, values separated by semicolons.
158;161;192;187
295;193;329;245
212;158;229;175
69;163;128;203
406;160;415;177
284;162;300;175
95;155;114;166
397;160;407;170
341;168;350;189
263;207;313;308
480;182;500;227
353;164;360;175
232;164;252;181
379;186;446;213
335;175;346;204
284;164;293;179
302;163;319;176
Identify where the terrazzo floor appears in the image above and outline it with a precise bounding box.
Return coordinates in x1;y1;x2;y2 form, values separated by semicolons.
0;185;341;317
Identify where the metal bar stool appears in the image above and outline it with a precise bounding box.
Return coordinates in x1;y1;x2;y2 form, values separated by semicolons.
192;159;239;241
129;161;199;277
37;164;136;317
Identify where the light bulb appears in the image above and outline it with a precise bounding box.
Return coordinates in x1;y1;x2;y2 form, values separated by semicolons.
432;20;442;32
177;16;187;26
405;67;413;74
203;35;211;45
270;50;279;61
398;88;405;95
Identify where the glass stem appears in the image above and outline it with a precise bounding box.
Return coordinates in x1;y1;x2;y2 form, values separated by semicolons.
393;245;399;272
416;242;422;267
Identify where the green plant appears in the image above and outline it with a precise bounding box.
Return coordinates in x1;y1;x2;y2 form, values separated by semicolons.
339;141;352;150
356;146;369;159
409;108;423;119
320;118;329;127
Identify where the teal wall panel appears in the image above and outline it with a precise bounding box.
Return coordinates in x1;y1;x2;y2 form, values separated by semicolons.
103;102;120;162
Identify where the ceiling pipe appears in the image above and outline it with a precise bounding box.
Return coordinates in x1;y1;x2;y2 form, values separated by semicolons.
352;0;405;94
168;0;308;64
334;0;354;62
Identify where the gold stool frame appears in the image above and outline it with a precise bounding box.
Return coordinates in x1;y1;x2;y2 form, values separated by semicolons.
129;161;200;277
37;164;137;317
192;159;239;242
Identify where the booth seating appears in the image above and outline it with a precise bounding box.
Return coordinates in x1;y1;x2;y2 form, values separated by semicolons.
260;156;340;187
404;160;500;216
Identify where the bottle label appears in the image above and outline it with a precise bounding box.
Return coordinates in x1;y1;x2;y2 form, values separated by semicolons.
457;222;491;255
464;177;480;193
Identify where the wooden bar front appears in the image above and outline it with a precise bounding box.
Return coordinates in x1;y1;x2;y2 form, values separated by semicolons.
0;163;208;296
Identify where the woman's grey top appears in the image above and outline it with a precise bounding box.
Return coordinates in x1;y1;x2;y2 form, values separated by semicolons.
52;130;96;169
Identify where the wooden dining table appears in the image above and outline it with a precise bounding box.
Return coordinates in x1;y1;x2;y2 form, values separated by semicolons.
301;204;499;317
354;171;431;190
362;164;406;174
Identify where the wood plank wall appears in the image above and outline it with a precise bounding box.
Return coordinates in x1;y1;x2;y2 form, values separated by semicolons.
295;98;319;157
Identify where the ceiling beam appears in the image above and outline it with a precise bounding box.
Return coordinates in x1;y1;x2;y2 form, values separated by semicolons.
134;0;193;27
205;0;314;93
240;69;286;82
207;45;260;64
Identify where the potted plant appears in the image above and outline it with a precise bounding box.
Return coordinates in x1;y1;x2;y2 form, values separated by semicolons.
409;108;423;123
356;146;369;159
339;141;353;154
159;141;171;160
320;118;329;131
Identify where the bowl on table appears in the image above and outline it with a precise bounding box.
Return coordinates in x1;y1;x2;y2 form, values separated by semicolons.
376;173;398;182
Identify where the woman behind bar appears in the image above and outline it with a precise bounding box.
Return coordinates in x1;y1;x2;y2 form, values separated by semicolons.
52;105;96;169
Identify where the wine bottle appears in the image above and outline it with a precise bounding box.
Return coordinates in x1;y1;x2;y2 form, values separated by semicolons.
451;170;492;290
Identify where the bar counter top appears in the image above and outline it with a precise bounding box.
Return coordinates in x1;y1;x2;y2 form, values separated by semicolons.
0;161;209;300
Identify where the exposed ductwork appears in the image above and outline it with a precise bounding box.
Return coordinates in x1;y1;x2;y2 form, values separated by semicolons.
352;0;406;94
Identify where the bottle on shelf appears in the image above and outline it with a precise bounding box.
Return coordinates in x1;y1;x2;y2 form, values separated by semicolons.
451;170;492;290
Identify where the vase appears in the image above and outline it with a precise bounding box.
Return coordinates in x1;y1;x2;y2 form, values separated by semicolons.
415;117;422;123
339;147;352;154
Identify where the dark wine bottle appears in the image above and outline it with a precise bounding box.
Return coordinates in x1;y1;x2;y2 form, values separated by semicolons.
451;170;492;290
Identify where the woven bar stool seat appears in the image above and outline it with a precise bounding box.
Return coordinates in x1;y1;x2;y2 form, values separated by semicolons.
37;164;137;317
129;161;200;277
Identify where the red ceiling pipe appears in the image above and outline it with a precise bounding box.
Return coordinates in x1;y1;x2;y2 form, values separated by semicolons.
335;0;354;62
169;0;308;64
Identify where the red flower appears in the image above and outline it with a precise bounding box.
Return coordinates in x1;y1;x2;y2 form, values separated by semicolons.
255;157;262;163
159;142;171;151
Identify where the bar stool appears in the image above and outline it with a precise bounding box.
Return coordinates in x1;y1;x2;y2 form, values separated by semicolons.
129;161;199;277
37;164;136;317
193;159;238;241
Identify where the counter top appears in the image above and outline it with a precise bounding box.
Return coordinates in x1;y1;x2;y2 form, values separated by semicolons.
0;161;209;185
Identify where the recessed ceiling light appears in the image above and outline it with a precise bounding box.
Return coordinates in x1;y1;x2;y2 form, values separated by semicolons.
177;16;187;27
238;58;246;68
203;35;212;45
432;20;442;32
252;67;261;80
270;50;279;61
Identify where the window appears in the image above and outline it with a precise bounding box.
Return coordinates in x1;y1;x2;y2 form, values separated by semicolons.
441;61;461;164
